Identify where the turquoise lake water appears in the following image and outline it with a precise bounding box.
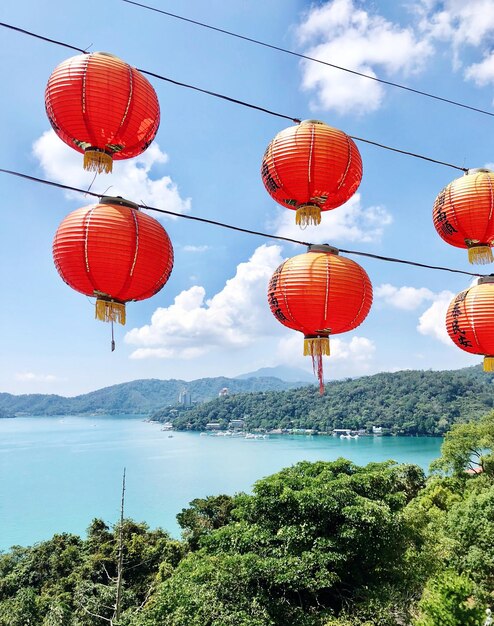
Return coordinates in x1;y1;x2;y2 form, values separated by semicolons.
0;415;443;550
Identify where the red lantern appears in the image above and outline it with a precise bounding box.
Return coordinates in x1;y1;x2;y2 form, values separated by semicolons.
45;52;160;173
53;197;173;327
446;276;494;371
261;120;363;227
268;244;372;392
433;168;494;264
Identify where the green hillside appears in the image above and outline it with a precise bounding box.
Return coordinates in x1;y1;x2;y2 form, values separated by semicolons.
0;376;305;417
158;366;494;436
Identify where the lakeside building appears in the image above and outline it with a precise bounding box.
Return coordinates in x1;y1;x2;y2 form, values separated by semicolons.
178;389;192;406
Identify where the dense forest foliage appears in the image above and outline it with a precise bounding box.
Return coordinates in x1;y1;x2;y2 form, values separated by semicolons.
1;411;493;625
0;376;302;417
155;367;494;436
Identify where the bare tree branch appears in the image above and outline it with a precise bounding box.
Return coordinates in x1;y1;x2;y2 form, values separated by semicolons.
79;601;112;623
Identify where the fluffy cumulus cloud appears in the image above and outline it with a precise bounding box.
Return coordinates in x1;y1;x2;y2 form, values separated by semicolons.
376;282;455;344
466;53;494;87
375;283;436;310
275;333;375;377
417;0;494;83
125;244;285;359
418;0;494;48
270;193;392;244
296;0;432;114
417;290;455;344
32;130;191;216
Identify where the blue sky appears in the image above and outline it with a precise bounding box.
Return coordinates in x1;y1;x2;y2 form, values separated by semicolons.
1;0;494;396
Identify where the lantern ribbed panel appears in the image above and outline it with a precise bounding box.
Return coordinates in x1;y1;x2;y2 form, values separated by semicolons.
433;170;494;251
53;202;173;302
268;251;372;337
446;283;494;356
261;120;362;212
45;53;160;160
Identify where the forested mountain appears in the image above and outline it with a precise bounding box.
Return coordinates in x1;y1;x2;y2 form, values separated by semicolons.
1;413;493;625
157;366;494;436
0;376;305;417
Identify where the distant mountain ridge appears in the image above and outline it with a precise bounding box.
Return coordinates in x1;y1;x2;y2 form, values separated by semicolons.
236;365;314;383
0;376;307;417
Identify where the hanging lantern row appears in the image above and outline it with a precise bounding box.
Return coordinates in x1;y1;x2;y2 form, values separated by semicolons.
53;196;174;327
268;244;373;393
45;52;160;173
44;52;494;381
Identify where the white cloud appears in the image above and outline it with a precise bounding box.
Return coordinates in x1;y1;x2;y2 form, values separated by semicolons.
418;0;494;78
182;245;211;253
466;52;494;87
32;130;191;216
417;290;455;345
125;245;285;358
418;0;494;48
15;372;59;383
275;332;375;378
270;193;392;244
330;336;376;362
375;283;435;310
296;0;432;114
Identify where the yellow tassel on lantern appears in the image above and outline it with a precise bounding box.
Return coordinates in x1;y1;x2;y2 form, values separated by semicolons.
296;205;321;227
484;356;494;372
83;149;113;174
467;245;493;265
303;336;330;395
95;299;126;325
303;336;330;357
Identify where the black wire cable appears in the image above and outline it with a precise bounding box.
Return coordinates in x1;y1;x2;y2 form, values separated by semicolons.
0;21;468;172
138;68;300;124
0;168;484;278
0;22;87;53
121;0;494;120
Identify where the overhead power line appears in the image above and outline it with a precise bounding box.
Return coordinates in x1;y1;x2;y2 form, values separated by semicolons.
0;21;468;172
0;167;484;279
0;21;86;53
122;0;494;120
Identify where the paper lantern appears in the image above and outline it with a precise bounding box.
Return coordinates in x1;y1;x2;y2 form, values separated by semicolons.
45;52;160;173
261;120;362;227
53;196;173;328
446;276;494;371
268;244;372;392
433;168;494;264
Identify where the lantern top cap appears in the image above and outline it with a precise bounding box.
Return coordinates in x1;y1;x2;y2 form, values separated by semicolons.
307;244;339;255
100;196;139;211
93;51;122;60
300;119;326;126
478;275;494;285
467;167;493;175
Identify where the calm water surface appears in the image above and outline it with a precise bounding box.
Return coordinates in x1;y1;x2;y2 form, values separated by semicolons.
0;415;443;550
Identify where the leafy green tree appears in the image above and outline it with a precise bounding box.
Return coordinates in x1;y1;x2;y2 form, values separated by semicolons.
431;411;494;475
413;571;483;626
445;485;494;594
176;494;235;548
138;460;426;626
0;587;40;626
